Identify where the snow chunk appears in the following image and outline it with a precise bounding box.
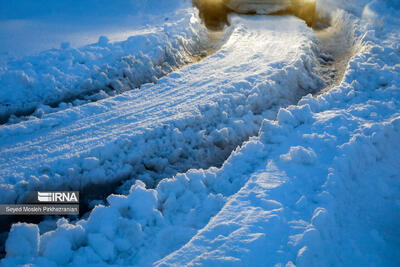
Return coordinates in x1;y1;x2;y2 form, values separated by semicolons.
127;180;161;224
280;146;317;165
277;108;297;126
5;223;39;258
41;234;72;265
88;233;116;262
87;205;120;239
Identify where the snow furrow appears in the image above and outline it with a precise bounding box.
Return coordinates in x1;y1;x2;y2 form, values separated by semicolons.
315;10;361;94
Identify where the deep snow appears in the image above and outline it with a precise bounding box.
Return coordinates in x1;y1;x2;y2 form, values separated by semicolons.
1;0;399;266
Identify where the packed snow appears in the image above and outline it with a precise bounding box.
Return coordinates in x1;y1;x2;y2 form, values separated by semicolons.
1;0;399;266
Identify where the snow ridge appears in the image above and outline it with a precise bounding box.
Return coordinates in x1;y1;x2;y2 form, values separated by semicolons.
0;9;207;124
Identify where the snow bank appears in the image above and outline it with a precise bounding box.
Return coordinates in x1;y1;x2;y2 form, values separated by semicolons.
0;7;206;123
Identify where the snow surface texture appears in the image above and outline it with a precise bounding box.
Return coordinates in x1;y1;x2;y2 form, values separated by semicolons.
157;2;400;266
0;15;321;206
1;0;400;266
0;7;207;123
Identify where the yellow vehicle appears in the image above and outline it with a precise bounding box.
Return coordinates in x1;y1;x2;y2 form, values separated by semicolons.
224;0;318;26
194;0;320;29
223;0;292;14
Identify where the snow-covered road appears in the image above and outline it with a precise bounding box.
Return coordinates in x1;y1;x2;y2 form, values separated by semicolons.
0;15;322;205
1;0;399;266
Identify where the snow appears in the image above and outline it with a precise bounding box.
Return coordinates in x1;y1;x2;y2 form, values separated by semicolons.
157;2;400;266
0;14;321;205
0;6;207;123
279;145;317;164
5;223;39;258
1;0;399;266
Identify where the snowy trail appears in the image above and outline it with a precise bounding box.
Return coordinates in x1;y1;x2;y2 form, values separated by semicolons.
0;15;322;206
0;14;325;254
315;12;359;94
0;3;363;264
156;4;400;266
1;0;399;266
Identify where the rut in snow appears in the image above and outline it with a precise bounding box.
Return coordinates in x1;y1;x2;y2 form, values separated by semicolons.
315;11;362;94
0;14;321;251
0;9;359;258
194;0;358;93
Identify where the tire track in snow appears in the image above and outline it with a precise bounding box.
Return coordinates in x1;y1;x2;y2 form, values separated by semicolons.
315;11;362;94
0;9;356;262
1;4;390;263
193;0;358;95
0;9;358;255
129;11;365;266
0;15;323;254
